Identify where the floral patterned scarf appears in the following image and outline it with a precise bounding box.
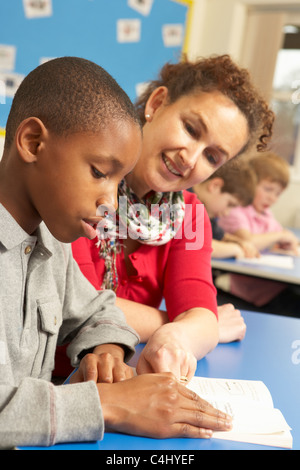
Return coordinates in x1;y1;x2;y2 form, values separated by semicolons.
96;179;185;291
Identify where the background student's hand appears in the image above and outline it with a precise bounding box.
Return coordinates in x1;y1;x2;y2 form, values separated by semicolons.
70;344;134;384
135;324;197;382
277;229;299;254
238;240;260;258
98;372;232;439
217;303;247;343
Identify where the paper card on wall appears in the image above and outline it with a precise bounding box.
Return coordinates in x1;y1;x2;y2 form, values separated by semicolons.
0;80;5;104
135;81;150;98
128;0;154;16
39;57;56;65
23;0;53;19
0;45;16;72
162;24;184;47
117;19;141;43
0;73;24;98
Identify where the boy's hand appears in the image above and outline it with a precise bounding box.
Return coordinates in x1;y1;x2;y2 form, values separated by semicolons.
70;344;134;384
98;373;232;439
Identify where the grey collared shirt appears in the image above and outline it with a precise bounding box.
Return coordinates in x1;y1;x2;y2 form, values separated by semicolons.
0;204;139;448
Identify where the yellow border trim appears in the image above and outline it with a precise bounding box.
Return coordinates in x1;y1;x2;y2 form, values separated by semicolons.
0;128;5;138
172;0;195;55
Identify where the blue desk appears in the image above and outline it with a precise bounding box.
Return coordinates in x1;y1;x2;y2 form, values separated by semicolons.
21;311;300;450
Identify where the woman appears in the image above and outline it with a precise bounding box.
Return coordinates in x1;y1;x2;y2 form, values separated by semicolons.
56;55;274;382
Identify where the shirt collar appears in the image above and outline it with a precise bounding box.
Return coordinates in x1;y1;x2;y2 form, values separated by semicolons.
248;205;271;220
0;204;32;250
0;204;51;258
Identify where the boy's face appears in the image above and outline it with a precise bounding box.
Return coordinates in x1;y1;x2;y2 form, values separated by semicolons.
253;178;283;214
27;120;142;243
208;190;240;219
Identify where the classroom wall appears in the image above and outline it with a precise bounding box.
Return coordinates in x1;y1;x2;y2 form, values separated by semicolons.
186;0;300;228
0;0;188;130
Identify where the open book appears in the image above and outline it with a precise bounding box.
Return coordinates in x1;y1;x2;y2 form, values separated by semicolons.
187;377;292;449
239;253;294;269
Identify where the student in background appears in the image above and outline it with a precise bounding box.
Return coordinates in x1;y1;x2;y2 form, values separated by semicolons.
193;160;259;260
217;152;300;315
0;57;232;448
67;55;274;381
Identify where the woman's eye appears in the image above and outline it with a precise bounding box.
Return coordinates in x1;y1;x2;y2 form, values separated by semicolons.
91;166;106;179
185;122;198;138
205;151;219;166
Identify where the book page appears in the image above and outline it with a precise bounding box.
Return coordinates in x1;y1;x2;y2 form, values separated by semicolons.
239;254;294;269
188;377;292;447
188;377;274;410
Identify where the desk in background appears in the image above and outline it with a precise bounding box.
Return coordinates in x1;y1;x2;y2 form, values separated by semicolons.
212;228;300;285
21;311;300;450
211;253;300;285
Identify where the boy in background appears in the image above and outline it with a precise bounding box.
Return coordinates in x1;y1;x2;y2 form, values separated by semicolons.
0;57;231;448
193;160;258;260
217;152;299;314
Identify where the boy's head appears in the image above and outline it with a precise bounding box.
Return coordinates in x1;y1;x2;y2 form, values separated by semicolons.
193;160;257;218
248;151;290;213
4;56;141;151
1;57;142;243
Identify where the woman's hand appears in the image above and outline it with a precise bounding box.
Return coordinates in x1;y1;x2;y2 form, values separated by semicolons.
70;344;134;384
98;372;232;439
136;324;197;382
217;303;246;343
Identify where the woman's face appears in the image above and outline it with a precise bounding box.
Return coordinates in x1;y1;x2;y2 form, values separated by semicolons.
126;88;249;198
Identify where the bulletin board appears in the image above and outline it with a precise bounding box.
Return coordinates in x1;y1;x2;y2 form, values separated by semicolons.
0;0;189;130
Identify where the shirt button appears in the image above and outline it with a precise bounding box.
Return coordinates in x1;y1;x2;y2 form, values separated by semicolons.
121;279;127;286
24;246;32;255
137;276;143;283
132;254;138;260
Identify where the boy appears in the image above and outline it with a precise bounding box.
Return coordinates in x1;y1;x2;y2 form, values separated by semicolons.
0;57;231;448
193;161;258;259
217;152;299;311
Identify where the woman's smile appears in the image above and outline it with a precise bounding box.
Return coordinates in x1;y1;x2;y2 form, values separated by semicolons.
162;154;183;178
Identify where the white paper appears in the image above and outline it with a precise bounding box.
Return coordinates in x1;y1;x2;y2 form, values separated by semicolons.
239;254;294;269
187;377;292;447
135;81;150;98
162;24;184;47
0;45;16;72
0;80;6;104
39;57;56;65
117;19;141;43
0;73;24;98
23;0;53;19
128;0;154;16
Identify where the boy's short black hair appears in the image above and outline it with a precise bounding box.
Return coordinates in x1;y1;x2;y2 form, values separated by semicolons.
5;56;141;149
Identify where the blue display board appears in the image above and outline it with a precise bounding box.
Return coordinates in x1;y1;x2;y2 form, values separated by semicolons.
0;0;187;129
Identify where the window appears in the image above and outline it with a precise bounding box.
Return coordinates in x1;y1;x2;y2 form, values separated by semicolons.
271;24;300;178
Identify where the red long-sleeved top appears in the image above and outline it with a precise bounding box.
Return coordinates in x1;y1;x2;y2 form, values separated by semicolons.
72;191;217;321
54;191;217;376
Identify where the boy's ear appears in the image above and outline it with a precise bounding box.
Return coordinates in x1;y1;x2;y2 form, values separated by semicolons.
208;177;224;193
145;86;169;119
15;117;47;163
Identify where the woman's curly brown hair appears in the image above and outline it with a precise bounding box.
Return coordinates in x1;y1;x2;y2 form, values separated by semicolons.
135;55;274;153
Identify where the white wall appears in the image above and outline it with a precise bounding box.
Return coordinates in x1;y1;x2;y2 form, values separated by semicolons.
187;0;300;227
